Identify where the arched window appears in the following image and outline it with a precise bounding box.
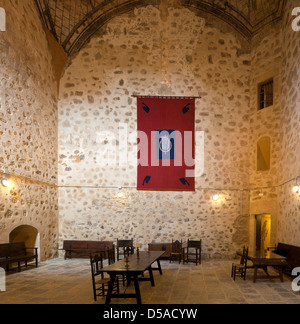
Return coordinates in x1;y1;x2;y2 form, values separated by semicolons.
257;136;271;171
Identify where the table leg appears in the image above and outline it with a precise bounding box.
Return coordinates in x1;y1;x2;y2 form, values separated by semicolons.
105;274;116;305
148;266;155;287
262;266;271;278
126;275;131;287
278;266;284;282
157;259;163;275
253;266;258;283
253;264;284;283
133;275;142;305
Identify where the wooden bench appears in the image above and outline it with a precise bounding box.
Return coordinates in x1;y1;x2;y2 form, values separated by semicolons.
272;242;300;277
62;240;115;260
148;243;172;260
0;242;38;272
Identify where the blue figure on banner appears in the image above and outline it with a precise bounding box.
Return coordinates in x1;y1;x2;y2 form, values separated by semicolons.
143;176;151;186
142;102;150;114
180;178;190;186
182;103;190;115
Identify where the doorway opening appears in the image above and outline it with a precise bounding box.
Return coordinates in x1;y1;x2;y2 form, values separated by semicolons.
255;214;271;251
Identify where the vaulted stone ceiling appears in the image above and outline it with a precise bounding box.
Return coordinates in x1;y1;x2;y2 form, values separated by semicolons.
35;0;286;57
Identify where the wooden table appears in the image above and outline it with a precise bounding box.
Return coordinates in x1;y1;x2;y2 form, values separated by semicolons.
246;250;287;283
101;251;164;304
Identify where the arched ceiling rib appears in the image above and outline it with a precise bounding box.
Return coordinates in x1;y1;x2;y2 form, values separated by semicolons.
35;0;286;57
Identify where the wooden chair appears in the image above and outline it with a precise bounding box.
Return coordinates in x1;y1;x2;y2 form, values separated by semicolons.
107;247;116;265
231;246;249;280
170;240;183;263
90;253;119;301
116;238;134;261
184;239;202;265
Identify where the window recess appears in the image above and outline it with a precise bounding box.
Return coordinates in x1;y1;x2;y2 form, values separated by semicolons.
258;79;273;110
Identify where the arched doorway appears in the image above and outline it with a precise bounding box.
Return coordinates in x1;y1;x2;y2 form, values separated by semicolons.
9;225;40;258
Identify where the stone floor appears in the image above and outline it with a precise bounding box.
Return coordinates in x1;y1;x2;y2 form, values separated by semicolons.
0;258;299;304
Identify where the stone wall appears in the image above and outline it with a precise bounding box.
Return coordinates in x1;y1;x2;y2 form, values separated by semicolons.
1;1;298;261
277;0;300;246
0;0;58;260
58;5;252;258
248;25;282;249
248;1;300;248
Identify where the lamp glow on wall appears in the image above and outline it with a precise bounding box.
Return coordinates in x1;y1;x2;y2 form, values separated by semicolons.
1;170;12;188
212;194;220;201
293;177;299;194
258;190;264;197
293;177;300;194
117;186;124;198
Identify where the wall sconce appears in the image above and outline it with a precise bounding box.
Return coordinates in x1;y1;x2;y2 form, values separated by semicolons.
258;190;264;197
213;194;220;201
117;186;124;198
293;177;299;194
1;170;11;188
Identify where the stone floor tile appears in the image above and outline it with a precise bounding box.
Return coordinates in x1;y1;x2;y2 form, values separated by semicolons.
0;258;299;305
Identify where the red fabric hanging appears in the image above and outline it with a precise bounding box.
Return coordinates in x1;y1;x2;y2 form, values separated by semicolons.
137;97;195;191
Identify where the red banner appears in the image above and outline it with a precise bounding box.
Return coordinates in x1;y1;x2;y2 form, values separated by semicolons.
137;97;195;191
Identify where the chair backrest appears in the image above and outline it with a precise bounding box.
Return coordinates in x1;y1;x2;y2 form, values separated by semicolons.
240;246;248;266
117;239;133;248
87;241;113;250
187;239;201;249
90;253;104;277
116;239;134;260
172;240;182;253
9;242;26;257
63;241;72;250
107;248;116;265
0;244;10;258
